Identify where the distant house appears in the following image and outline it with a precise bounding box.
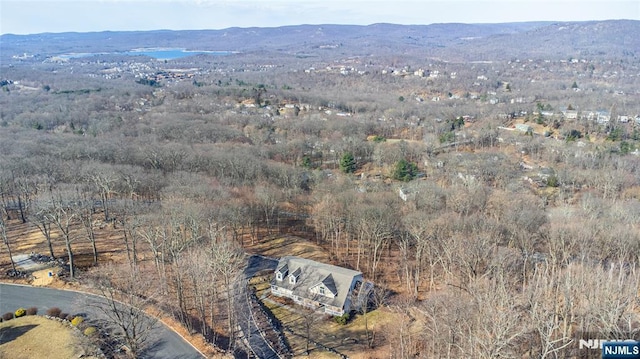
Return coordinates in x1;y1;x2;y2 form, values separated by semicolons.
515;123;533;134
398;187;415;202
563;110;579;120
585;111;598;121
271;256;368;316
537;167;555;180
278;103;300;117
597;111;611;124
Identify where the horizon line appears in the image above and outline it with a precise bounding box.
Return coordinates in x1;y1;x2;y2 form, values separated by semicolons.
1;18;637;36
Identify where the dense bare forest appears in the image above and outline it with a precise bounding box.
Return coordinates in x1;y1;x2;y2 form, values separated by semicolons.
1;20;640;358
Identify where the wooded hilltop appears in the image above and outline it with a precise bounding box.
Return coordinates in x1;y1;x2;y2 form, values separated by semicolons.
1;20;640;358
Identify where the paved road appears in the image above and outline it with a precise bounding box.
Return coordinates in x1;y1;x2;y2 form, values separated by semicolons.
235;255;281;359
0;283;204;359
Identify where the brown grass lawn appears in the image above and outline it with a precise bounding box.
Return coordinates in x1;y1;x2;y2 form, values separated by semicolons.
263;296;395;359
245;234;332;263
0;315;99;359
1;215;401;359
1;216;126;273
0;217;227;358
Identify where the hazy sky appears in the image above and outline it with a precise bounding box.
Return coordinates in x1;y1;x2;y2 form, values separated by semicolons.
1;0;638;35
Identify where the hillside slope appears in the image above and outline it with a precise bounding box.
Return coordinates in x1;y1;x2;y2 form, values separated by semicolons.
1;20;637;62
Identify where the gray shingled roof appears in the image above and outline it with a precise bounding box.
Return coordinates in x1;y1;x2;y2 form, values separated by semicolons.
273;256;362;310
276;263;288;274
321;274;338;296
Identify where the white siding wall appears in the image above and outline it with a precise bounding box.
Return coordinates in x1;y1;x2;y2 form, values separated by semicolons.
309;284;336;299
271;286;293;297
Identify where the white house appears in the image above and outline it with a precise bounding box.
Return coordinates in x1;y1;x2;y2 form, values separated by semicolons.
597;111;611;124
271;256;367;316
563;110;579;120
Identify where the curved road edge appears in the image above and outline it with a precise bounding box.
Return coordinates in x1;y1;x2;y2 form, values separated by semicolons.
235;254;282;359
0;282;207;359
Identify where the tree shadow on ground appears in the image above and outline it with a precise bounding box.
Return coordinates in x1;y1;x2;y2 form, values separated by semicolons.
0;323;38;345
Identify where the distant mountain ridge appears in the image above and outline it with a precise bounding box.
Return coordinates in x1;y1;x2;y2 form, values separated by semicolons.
1;20;637;62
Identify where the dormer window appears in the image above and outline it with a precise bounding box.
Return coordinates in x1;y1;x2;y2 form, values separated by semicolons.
275;264;288;281
289;267;301;285
313;274;337;298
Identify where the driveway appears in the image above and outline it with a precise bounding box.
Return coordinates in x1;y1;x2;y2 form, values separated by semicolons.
0;283;205;359
245;254;278;278
235;254;282;359
11;254;48;271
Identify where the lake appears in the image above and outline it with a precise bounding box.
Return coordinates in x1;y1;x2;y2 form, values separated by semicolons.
58;48;235;60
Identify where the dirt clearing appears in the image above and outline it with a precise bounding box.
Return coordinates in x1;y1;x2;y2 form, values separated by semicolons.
31;268;59;286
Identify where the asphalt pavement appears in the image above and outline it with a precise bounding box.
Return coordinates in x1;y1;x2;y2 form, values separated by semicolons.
2;255;281;359
235;254;281;359
0;283;205;359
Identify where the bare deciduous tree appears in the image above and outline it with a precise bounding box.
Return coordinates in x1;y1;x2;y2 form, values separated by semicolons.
87;264;159;358
78;199;99;264
44;188;80;278
209;232;244;349
468;275;527;359
525;264;574;359
254;184;280;235
28;199;56;259
0;215;17;273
